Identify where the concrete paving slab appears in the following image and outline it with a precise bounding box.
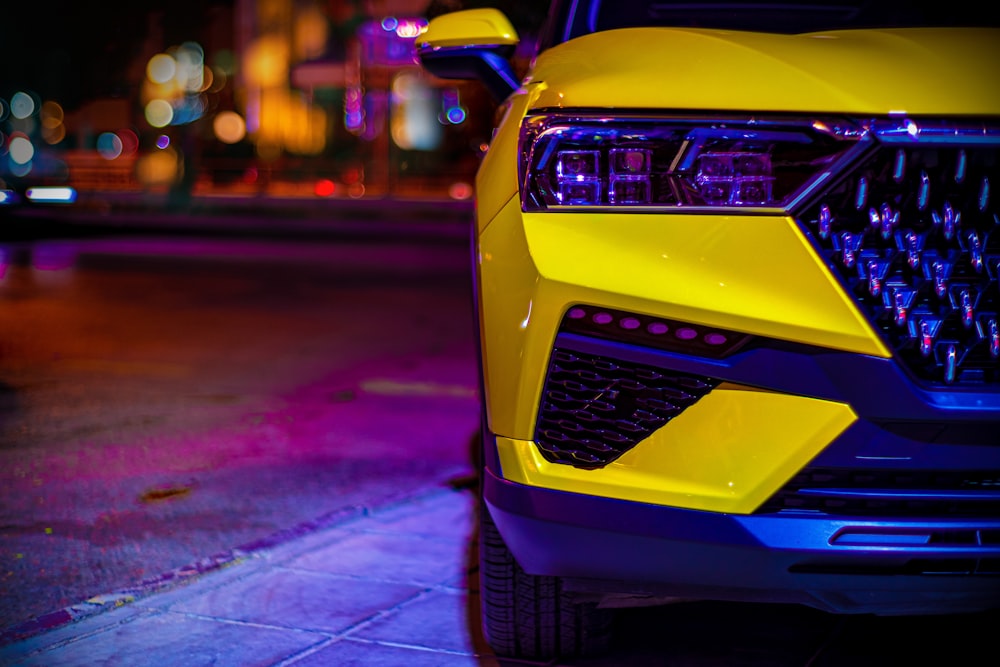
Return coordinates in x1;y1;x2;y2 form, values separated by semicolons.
357;487;478;539
0;485;500;667
161;567;425;634
285;531;470;587
351;587;481;655
7;611;323;667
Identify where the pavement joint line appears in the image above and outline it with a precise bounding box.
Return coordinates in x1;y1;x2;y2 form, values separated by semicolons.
341;636;479;657
163;610;331;635
0;473;475;648
271;636;341;667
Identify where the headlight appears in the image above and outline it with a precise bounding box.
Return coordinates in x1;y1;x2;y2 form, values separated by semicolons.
518;113;865;212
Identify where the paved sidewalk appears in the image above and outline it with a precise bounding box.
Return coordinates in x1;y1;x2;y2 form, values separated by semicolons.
0;479;506;667
4;476;999;667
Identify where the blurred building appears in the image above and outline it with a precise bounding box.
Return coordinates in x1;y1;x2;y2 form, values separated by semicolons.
1;0;501;203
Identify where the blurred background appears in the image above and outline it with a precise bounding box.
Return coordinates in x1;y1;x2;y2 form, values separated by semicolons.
0;0;548;210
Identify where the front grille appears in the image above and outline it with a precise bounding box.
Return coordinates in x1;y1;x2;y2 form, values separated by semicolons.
758;467;1000;518
797;125;1000;388
535;348;718;468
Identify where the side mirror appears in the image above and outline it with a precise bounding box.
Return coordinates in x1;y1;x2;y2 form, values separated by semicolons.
416;8;521;102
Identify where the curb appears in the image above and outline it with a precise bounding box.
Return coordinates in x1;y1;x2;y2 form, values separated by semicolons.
0;470;477;648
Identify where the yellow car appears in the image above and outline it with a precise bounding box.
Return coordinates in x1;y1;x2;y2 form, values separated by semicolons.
418;1;1000;659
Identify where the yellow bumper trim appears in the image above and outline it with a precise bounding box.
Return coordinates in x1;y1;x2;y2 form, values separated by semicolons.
496;384;857;514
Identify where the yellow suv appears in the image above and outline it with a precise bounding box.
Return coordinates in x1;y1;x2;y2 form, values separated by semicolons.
418;1;1000;660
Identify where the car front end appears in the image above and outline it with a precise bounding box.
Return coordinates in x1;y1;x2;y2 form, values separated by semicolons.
419;2;1000;659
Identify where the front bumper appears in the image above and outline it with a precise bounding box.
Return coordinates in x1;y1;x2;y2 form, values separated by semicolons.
484;464;1000;615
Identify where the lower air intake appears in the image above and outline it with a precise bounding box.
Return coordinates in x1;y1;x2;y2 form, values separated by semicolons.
758;467;1000;518
535;348;718;468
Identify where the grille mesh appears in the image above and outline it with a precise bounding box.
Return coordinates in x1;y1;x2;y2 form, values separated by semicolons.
798;136;1000;387
535;348;718;468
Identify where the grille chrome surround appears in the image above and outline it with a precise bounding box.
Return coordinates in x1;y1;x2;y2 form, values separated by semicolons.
535;347;718;468
796;119;1000;388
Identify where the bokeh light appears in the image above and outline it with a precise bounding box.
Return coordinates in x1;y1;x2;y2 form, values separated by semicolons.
40;101;63;128
200;66;215;93
145;99;174;128
244;35;289;88
40;100;66;144
119;129;140;156
395;18;425;38
449;182;473;200
142;43;208;128
8;134;34;164
314;178;336;197
147;54;178;85
213;111;247;144
97;132;124;160
295;6;329;60
208;66;227;93
8;160;32;177
174;42;205;93
10;92;36;120
170;95;206;125
136;146;180;187
390;73;441;151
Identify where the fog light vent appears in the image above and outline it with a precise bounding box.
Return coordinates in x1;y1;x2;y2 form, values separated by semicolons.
535;348;719;469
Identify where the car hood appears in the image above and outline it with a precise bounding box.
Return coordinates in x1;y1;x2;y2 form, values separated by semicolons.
525;27;1000;115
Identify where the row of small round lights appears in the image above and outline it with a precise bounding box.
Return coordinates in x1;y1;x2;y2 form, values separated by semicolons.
566;306;734;348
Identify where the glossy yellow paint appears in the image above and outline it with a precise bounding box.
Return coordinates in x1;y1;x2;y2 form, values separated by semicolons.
496;384;857;514
418;8;519;49
478;194;887;440
476;198;558;438
473;85;543;230
458;12;1000;490
523;210;887;354
526;27;1000;114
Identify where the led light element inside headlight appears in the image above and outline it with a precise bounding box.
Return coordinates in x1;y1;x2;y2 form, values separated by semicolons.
518;114;864;212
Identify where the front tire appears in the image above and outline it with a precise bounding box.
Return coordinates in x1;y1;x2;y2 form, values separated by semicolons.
478;496;614;660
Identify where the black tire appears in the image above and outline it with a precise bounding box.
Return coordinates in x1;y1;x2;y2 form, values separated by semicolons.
478;496;614;660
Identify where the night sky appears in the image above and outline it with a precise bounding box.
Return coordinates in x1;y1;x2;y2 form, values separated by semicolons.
0;1;233;110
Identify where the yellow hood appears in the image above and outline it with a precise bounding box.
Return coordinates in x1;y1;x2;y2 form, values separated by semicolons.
527;27;1000;115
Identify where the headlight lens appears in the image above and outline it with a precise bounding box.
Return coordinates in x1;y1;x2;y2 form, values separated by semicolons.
518;113;864;212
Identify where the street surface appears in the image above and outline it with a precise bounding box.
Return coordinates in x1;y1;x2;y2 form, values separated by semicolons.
1;228;997;665
0;234;479;633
